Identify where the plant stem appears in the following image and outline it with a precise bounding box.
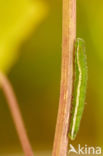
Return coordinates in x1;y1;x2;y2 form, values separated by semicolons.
52;0;76;156
0;72;34;156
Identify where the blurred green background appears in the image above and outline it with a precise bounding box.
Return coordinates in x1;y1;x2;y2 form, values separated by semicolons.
0;0;103;155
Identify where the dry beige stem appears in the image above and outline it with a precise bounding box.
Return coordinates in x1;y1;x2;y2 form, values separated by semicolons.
52;0;76;155
0;72;34;156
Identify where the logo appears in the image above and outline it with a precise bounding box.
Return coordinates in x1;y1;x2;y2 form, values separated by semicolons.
69;144;102;155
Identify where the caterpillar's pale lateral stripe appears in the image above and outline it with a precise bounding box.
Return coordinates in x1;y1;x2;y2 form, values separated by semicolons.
71;42;82;138
69;38;87;140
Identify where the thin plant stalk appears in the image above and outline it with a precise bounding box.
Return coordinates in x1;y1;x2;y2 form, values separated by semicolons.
0;72;34;156
52;0;76;155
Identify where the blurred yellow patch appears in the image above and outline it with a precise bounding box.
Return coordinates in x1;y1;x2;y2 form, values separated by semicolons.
0;0;48;73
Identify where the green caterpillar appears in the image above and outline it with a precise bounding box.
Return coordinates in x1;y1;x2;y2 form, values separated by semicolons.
69;38;88;140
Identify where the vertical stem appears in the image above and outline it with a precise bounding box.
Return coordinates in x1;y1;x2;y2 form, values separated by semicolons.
52;0;76;156
0;72;34;156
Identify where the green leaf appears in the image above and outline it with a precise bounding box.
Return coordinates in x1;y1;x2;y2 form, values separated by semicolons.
0;0;48;73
